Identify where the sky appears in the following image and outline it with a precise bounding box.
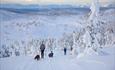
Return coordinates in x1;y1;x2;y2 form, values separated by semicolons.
0;0;115;5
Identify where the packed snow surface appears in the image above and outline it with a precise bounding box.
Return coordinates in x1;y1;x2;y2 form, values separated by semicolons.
0;46;115;70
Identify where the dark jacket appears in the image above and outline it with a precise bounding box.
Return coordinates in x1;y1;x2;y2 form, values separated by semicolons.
48;52;53;57
40;44;45;51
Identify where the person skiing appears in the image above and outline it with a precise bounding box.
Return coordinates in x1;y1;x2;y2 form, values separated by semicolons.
40;41;45;58
64;47;67;55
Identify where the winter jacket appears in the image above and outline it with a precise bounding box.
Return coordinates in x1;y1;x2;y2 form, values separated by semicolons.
40;44;45;51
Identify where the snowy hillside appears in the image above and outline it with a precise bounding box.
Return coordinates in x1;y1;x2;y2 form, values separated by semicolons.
0;8;114;45
0;3;115;70
0;46;115;70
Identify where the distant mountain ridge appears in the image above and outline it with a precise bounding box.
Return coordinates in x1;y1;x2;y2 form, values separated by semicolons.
0;4;114;14
0;4;88;9
0;3;115;9
0;4;91;14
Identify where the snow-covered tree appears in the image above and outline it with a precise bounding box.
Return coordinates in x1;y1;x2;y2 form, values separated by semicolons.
46;38;55;51
89;0;100;22
81;0;103;56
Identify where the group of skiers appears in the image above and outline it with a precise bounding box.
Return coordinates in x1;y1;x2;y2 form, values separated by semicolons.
34;41;67;61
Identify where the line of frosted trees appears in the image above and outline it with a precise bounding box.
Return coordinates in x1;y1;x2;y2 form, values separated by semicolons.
0;38;56;58
0;25;114;58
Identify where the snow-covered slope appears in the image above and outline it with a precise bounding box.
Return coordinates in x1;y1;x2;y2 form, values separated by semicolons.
0;7;115;56
0;46;115;70
0;4;115;70
0;9;85;42
0;9;26;21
